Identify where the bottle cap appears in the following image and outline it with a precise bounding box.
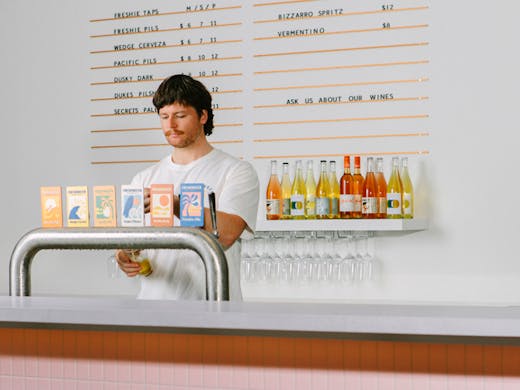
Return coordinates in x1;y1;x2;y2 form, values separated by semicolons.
344;155;350;167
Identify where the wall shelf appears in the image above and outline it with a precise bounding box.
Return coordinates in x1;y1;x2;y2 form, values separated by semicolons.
256;218;428;232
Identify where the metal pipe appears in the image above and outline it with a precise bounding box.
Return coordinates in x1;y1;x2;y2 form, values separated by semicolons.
9;227;229;301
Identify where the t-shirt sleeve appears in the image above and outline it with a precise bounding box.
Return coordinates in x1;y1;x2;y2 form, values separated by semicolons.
217;161;259;238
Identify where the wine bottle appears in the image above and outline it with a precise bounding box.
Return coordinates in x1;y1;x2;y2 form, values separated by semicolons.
362;157;378;219
328;160;340;219
280;162;292;220
400;157;414;219
266;160;282;220
290;160;305;219
304;160;316;219
387;157;403;219
375;157;387;218
315;160;331;219
351;156;364;219
339;155;353;219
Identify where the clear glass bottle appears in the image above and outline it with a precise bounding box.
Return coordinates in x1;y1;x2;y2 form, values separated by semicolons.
266;160;282;220
375;157;387;218
315;160;331;219
290;160;306;219
362;157;378;219
304;160;316;219
400;157;414;218
339;155;353;219
386;157;403;219
328;161;340;219
280;162;292;220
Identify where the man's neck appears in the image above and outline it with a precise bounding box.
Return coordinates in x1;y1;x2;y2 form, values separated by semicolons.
170;140;213;165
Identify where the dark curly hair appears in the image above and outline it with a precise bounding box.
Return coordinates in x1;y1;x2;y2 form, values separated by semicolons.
152;74;214;136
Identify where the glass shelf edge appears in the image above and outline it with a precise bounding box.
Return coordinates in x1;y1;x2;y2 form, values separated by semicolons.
256;218;428;232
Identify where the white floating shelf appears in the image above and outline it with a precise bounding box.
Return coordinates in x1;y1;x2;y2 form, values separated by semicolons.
256;218;428;232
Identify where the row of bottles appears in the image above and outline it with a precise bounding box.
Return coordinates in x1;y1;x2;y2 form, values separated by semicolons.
266;156;414;220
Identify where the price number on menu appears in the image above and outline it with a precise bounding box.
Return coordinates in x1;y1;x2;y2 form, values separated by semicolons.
382;4;394;11
180;37;217;45
198;70;219;77
179;20;217;29
180;53;219;62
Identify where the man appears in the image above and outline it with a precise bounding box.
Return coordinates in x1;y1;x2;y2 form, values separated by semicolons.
116;74;259;300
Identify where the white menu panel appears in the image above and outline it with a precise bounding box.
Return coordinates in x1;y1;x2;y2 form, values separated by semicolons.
88;0;430;166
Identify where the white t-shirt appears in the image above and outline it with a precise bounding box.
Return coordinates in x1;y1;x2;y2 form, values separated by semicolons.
130;148;259;301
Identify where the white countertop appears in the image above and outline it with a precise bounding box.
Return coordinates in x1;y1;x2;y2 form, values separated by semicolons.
1;296;520;343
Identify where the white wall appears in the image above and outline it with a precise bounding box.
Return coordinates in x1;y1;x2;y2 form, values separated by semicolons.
1;1;519;304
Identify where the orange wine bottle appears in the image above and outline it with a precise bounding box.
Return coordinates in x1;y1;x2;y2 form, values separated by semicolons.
375;157;387;218
362;157;378;219
339;155;353;219
351;156;364;219
266;160;282;220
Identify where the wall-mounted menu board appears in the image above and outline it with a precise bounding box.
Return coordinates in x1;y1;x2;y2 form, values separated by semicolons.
88;0;430;166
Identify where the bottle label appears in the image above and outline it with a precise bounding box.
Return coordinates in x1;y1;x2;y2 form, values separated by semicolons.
266;199;280;216
352;194;362;213
378;197;387;214
387;193;402;215
282;198;291;216
403;193;413;215
305;194;316;216
290;194;305;216
330;198;339;215
316;197;330;216
362;197;378;214
339;194;355;212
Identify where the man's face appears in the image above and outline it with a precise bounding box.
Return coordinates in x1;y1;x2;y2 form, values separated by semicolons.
158;102;207;148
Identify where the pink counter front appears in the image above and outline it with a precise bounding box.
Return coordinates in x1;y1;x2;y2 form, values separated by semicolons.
1;297;520;388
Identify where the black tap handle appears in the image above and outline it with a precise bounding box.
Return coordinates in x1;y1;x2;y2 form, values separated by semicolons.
208;192;219;238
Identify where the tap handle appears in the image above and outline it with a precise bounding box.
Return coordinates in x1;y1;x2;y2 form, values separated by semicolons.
208;192;219;238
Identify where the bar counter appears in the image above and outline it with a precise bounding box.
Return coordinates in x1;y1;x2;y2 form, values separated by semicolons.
1;296;520;344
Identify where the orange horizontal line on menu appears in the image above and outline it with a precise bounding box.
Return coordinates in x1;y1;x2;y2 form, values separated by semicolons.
91;127;160;133
254;6;429;23
254;42;429;58
89;5;242;23
254;24;428;41
254;60;429;75
92;156;245;165
253;0;317;7
92;160;160;165
91;56;243;70
91;73;242;86
90;39;242;54
90;90;241;102
254;96;429;109
254;114;429;126
91;78;163;86
254;77;429;92
90;23;243;39
91;140;243;150
90;106;241;117
253;150;430;159
253;132;429;143
90;123;243;133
